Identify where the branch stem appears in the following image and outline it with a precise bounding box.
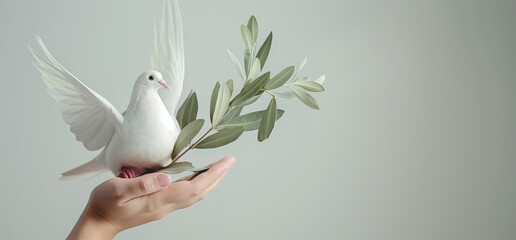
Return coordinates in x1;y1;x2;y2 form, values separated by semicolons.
172;127;213;164
264;90;275;97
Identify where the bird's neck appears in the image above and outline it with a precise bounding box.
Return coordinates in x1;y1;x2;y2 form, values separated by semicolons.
128;86;161;111
129;85;156;105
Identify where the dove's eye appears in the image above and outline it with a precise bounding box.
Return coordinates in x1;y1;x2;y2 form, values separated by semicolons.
148;76;154;81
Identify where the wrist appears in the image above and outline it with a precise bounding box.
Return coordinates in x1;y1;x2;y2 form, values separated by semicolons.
67;205;118;240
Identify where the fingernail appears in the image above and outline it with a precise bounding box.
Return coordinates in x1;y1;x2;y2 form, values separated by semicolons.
157;174;171;187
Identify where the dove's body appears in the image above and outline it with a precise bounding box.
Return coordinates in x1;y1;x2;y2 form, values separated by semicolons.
106;87;180;176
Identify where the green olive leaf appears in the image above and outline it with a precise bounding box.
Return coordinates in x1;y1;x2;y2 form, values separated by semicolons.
241;25;254;53
216;106;243;128
212;83;231;126
247;59;261;82
247;15;258;44
256;32;272;70
231;72;270;107
233;95;260;108
244;49;251;75
190;165;211;172
314;75;326;85
209;82;220;124
258;98;277;141
227;49;246;80
176;91;198;129
195;127;245;149
158;162;194;174
172;119;205;158
271;88;296;99
217;108;285;131
226;79;234;96
289;86;320;110
293;81;325;92
264;66;295;90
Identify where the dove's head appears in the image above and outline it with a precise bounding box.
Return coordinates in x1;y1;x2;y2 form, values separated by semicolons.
137;70;171;91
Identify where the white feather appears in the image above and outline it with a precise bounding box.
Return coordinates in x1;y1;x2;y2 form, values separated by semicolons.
29;36;124;151
151;0;185;115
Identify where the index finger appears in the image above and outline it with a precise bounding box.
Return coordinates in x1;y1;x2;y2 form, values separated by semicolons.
155;156;236;204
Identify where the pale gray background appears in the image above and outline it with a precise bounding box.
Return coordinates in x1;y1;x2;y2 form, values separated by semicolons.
1;0;515;239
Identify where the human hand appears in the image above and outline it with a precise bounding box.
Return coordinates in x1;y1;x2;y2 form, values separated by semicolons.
67;156;236;240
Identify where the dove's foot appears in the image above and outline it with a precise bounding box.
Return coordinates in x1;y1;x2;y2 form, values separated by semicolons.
119;167;136;178
118;167;146;178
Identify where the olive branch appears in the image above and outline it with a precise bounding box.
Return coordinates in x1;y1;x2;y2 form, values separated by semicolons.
158;16;326;174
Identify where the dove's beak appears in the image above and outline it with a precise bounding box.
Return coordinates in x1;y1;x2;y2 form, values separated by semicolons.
159;80;171;91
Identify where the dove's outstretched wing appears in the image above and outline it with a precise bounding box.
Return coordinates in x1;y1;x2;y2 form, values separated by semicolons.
151;0;185;115
30;36;124;151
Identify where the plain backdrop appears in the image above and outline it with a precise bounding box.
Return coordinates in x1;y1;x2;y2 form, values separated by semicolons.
1;0;515;239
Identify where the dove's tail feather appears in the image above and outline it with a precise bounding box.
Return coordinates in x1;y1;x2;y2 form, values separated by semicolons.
60;156;107;181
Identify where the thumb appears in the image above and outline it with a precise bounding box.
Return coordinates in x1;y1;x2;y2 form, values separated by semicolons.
123;173;171;200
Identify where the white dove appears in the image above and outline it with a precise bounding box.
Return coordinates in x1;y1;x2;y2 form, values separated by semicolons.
30;0;185;179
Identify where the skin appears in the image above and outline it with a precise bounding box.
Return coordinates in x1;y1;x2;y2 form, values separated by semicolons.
67;156;236;240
